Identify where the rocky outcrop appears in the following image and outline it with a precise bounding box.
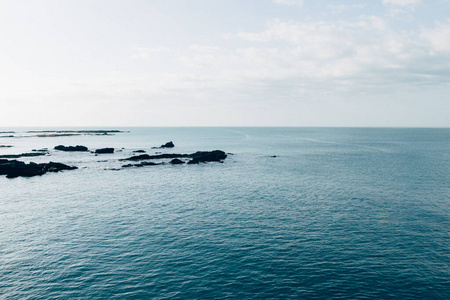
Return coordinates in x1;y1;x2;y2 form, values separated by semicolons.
152;141;175;149
0;159;77;178
187;150;227;164
122;150;227;164
161;141;174;148
0;152;48;158
54;145;89;152
95;148;114;154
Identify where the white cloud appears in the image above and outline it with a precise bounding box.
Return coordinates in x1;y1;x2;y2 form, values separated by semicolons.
382;0;421;6
421;20;450;51
273;0;303;7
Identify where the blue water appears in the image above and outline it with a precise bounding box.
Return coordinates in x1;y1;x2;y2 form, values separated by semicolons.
1;127;449;299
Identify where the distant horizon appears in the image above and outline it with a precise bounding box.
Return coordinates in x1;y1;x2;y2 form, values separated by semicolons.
2;125;449;129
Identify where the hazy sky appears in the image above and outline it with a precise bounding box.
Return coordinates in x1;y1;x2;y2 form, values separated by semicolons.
1;0;449;127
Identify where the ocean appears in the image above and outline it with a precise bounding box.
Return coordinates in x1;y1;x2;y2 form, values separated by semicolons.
1;127;449;299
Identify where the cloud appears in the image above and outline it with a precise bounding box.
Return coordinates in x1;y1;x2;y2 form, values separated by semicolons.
128;16;450;100
273;0;303;7
382;0;421;6
420;20;450;51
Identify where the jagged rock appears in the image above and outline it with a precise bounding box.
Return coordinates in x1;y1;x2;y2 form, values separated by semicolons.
95;148;114;154
0;159;77;178
170;158;185;164
54;145;89;152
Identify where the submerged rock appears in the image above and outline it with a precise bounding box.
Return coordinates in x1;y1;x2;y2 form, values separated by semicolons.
95;148;114;154
122;161;161;168
0;159;77;178
170;158;185;165
122;153;189;161
54;145;89;152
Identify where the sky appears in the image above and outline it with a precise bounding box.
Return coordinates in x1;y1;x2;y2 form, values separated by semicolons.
0;0;449;127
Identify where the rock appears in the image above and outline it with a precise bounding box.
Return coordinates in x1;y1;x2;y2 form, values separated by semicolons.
54;145;89;152
122;161;160;168
122;150;227;164
0;145;13;148
152;141;175;149
170;158;185;164
0;159;77;178
132;150;146;153
0;152;48;158
161;141;174;148
95;148;114;154
187;150;227;164
121;153;189;161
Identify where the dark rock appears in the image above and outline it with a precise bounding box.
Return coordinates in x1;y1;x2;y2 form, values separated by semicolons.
152;141;175;149
95;148;114;154
54;145;89;152
187;150;227;164
170;158;185;164
0;145;13;148
132;150;146;153
271;155;277;158
0;159;77;178
161;141;174;148
122;150;227;164
122;161;160;168
121;153;189;161
0;152;48;158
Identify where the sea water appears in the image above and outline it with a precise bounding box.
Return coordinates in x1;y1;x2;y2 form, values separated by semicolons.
0;127;449;299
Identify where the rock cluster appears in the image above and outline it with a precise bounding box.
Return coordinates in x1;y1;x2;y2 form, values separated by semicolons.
0;159;77;178
122;150;227;165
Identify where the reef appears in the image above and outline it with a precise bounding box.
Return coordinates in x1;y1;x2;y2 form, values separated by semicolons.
122;150;227;165
0;152;48;159
0;159;77;179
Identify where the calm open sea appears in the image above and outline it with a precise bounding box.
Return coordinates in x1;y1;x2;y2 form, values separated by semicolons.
1;127;449;299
